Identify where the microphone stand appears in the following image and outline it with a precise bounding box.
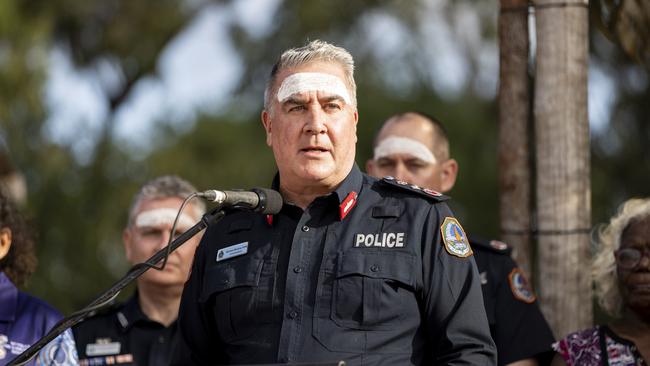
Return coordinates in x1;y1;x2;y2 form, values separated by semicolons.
8;206;228;366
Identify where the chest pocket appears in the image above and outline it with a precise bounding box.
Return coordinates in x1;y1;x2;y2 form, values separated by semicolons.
200;255;264;343
332;251;416;330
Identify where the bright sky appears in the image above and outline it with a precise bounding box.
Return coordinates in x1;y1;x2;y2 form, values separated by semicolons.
43;0;614;164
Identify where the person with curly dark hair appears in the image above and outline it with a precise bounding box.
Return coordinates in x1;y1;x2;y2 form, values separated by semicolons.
0;191;77;365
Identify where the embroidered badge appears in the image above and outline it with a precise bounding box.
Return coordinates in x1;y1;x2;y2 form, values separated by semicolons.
441;217;473;258
423;188;443;197
508;268;536;303
217;242;248;262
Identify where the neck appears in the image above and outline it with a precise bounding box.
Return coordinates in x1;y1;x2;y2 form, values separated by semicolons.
137;282;182;327
614;307;650;335
280;181;339;210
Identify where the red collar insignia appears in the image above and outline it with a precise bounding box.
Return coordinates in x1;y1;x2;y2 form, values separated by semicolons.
339;191;358;221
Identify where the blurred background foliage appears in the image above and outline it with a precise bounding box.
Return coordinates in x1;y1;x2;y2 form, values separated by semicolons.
0;0;647;313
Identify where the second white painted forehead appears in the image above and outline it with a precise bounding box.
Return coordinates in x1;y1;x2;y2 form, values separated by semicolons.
373;136;437;164
276;72;352;105
134;208;195;229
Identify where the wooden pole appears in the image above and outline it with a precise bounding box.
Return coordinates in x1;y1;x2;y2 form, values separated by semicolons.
533;0;592;337
498;0;533;278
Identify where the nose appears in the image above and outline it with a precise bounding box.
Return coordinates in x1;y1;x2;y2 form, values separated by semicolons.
393;162;412;183
303;106;327;135
158;229;172;251
639;251;650;270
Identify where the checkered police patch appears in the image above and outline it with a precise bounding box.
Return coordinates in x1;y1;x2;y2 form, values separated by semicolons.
441;217;473;258
508;268;537;303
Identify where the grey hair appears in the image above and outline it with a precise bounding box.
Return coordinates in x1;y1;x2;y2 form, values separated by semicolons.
592;197;650;317
263;39;357;111
127;175;206;226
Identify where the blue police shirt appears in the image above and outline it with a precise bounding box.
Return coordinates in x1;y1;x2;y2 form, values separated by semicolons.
0;272;78;366
176;165;496;365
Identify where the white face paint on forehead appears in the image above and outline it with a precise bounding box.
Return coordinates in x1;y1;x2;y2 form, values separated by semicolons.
276;72;352;105
373;136;437;164
134;208;195;230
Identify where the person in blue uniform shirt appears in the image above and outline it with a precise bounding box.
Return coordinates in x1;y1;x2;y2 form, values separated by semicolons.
367;111;556;366
175;40;496;366
0;191;77;366
72;175;205;366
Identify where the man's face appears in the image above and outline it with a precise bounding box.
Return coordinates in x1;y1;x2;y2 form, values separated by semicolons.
262;61;359;190
123;197;201;289
367;116;452;192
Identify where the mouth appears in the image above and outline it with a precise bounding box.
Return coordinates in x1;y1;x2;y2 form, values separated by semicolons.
300;147;329;155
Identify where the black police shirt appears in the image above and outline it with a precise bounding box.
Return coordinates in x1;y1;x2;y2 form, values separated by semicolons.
72;294;186;366
470;236;556;365
175;165;496;366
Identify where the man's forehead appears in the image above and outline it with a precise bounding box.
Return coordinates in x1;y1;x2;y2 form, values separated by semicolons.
276;71;351;105
373;136;437;164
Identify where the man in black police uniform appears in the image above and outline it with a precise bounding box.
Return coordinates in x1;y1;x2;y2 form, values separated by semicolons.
73;175;205;366
367;112;555;366
175;40;496;365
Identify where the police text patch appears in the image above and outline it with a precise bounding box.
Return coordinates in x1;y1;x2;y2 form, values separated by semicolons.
441;217;473;257
354;232;405;248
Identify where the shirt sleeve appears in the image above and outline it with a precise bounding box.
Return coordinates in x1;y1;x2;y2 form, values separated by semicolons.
173;227;226;366
493;257;555;364
420;203;497;365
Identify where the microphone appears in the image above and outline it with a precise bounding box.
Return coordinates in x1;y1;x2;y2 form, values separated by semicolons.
197;188;283;214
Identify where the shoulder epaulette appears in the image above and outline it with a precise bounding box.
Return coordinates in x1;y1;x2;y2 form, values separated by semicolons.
379;176;450;202
468;235;512;255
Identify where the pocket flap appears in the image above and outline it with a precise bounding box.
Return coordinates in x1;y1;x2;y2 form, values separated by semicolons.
199;259;263;302
336;252;415;288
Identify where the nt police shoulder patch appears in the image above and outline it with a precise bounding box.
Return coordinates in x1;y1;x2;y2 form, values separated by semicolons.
508;268;537;303
440;217;473;258
380;176;449;202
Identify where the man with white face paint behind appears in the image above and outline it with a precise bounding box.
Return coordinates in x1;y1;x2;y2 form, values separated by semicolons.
73;175;205;366
176;40;496;366
367;112;556;366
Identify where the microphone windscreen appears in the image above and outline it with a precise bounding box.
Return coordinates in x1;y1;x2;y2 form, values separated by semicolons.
253;188;283;214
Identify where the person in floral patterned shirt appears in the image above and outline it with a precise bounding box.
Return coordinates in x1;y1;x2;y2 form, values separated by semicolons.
552;197;650;366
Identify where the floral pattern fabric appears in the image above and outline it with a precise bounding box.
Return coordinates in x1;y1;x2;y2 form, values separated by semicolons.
553;326;647;366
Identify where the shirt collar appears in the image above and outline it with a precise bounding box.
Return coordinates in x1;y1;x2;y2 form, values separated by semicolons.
115;293;149;331
0;271;19;321
270;164;363;206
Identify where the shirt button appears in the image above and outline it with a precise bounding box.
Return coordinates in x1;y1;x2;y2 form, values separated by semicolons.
301;225;310;232
370;264;380;272
293;266;303;273
158;336;165;343
288;310;299;319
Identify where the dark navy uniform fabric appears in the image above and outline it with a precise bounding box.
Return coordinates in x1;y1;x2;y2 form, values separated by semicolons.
176;166;496;365
0;272;76;366
73;294;186;366
470;237;555;365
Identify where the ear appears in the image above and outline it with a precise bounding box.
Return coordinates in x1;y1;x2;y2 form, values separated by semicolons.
261;110;272;147
0;227;12;261
353;110;359;142
439;158;459;193
123;228;134;263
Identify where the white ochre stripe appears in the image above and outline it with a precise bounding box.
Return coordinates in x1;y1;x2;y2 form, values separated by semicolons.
135;208;194;229
373;136;437;164
277;72;352;105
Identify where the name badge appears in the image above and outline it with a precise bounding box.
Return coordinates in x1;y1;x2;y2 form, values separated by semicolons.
217;242;248;262
86;342;121;356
